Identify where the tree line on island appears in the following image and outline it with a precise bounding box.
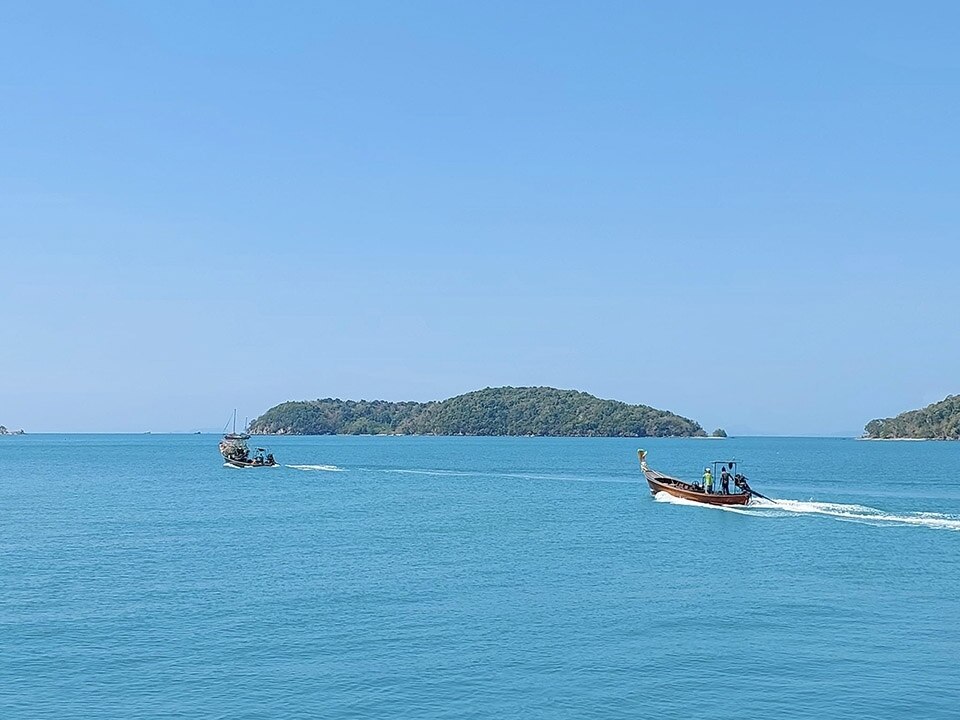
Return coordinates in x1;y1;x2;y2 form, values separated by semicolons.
864;395;960;440
249;386;724;438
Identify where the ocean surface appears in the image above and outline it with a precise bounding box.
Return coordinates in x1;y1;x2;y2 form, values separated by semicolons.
2;435;959;719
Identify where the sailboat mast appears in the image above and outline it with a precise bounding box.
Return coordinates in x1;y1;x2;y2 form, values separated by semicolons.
233;409;237;434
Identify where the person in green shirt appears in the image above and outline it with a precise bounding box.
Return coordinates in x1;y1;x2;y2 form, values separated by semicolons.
702;467;713;494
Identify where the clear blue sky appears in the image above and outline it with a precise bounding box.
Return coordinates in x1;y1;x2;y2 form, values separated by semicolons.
1;2;957;434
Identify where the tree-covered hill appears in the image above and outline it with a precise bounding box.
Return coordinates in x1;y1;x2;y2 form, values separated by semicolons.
864;395;960;440
249;386;706;438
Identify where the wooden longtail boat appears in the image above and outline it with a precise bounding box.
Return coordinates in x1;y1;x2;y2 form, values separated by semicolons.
638;450;751;506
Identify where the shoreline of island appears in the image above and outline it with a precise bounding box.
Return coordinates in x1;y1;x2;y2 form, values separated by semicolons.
862;394;960;441
247;386;722;439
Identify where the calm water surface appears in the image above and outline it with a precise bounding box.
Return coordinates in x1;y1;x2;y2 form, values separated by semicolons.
2;435;959;718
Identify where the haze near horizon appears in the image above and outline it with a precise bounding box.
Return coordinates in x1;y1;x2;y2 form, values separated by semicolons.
2;2;958;435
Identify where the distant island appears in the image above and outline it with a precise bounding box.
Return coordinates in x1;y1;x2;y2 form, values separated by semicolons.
864;395;960;440
0;425;25;436
249;386;707;438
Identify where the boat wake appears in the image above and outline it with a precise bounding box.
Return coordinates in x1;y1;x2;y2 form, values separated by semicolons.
654;492;960;531
286;464;347;472
750;497;960;531
384;468;475;478
382;468;634;484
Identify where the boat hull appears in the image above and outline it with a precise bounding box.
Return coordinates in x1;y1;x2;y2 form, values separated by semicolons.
224;458;279;468
645;472;751;506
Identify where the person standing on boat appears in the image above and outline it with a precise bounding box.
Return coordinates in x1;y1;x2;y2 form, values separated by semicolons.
720;465;732;495
702;467;713;494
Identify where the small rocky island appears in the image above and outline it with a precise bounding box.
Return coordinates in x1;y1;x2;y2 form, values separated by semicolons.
864;395;960;440
0;425;26;436
250;386;707;438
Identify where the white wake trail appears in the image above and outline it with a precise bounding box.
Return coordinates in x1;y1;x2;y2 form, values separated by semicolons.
286;464;347;472
753;497;960;531
655;492;960;531
385;468;634;484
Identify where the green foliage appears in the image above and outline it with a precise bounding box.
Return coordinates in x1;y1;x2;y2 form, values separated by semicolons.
864;395;960;439
711;428;727;438
249;386;706;438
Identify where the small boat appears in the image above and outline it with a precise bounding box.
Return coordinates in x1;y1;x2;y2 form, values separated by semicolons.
638;450;752;506
220;410;278;468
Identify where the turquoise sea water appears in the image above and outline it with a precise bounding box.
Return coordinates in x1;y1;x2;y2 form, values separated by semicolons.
2;435;959;718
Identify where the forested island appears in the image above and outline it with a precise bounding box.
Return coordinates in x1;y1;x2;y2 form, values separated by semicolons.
864;395;960;440
249;386;706;438
0;425;25;436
